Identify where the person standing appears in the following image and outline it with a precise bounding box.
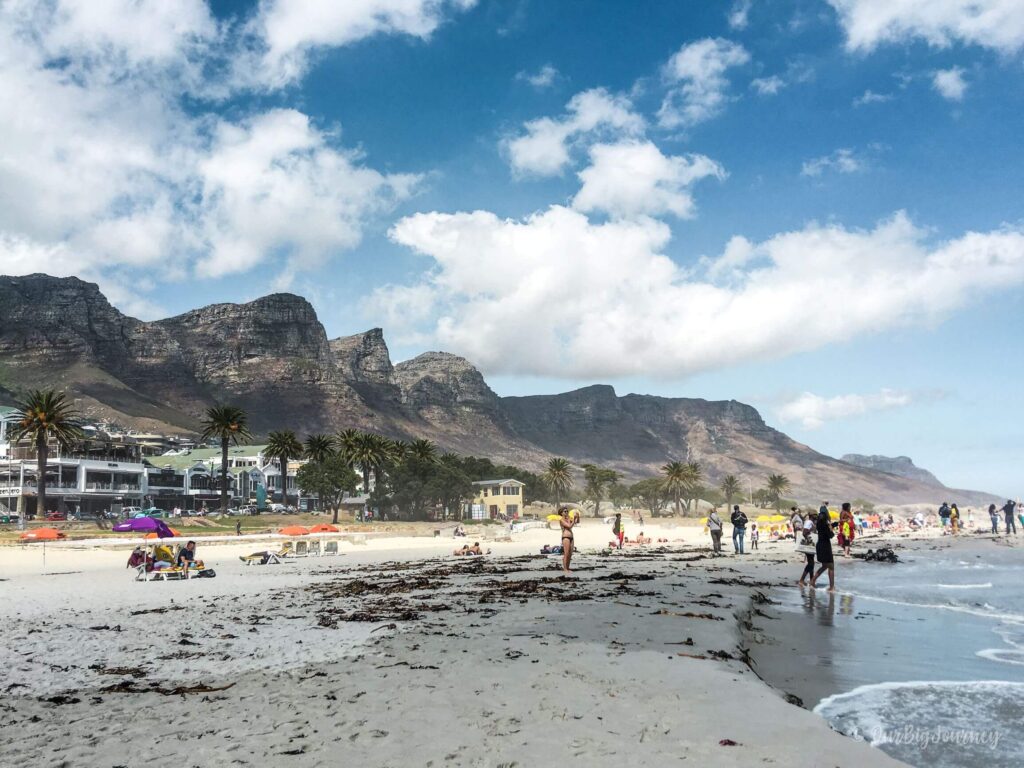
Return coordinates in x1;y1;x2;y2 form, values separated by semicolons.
797;515;816;587
839;504;855;556
558;506;578;574
811;504;836;592
989;503;1001;534
750;523;759;551
235;519;242;536
1003;499;1018;535
707;508;724;554
790;506;803;539
938;502;951;533
730;505;748;554
950;504;961;534
612;513;624;550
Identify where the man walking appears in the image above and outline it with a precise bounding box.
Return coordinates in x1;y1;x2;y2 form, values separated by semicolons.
707;508;723;554
730;504;748;554
612;513;624;550
1003;499;1018;535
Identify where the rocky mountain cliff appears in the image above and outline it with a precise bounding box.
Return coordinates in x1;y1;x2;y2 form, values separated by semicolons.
841;454;942;486
0;274;998;504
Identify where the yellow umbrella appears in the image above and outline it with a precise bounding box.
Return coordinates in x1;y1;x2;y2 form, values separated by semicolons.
756;514;773;523
769;514;787;522
829;510;840;520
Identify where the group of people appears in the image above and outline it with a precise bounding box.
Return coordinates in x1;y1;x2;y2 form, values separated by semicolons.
127;540;200;572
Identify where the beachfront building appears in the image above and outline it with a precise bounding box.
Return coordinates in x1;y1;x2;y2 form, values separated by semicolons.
464;479;525;520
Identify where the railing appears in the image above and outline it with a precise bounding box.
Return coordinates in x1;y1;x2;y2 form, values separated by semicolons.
85;483;140;491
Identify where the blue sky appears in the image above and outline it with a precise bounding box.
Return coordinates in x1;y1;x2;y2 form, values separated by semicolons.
1;1;1022;495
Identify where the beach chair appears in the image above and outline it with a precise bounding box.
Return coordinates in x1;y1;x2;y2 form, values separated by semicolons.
294;540;309;557
323;540;339;556
308;540;321;557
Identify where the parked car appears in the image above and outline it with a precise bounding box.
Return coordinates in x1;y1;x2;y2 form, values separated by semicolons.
120;506;142;517
44;510;68;521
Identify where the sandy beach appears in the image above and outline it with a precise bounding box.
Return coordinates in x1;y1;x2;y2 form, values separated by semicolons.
0;519;920;767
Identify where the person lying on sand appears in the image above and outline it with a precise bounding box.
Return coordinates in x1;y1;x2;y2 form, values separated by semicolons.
635;532;652;545
454;542;489;556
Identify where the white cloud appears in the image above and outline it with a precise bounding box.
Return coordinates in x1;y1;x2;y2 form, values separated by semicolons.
0;2;428;304
195;109;418;282
504;88;644;176
827;0;1024;52
777;389;913;429
728;0;753;30
571;141;725;220
932;67;968;101
801;148;865;177
751;75;785;96
853;89;893;106
658;38;750;129
373;210;1024;379
516;64;558;89
242;0;477;88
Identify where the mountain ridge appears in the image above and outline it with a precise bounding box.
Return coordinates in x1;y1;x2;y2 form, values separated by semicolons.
0;274;999;505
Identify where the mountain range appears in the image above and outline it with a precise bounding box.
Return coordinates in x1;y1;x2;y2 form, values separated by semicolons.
0;274;998;505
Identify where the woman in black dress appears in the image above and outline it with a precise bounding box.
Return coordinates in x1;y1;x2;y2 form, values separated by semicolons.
811;504;836;591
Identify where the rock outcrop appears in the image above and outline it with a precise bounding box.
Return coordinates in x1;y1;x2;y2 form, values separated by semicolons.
0;274;999;504
840;454;942;486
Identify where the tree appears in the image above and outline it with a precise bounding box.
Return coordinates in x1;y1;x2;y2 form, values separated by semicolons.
407;438;438;464
295;456;359;524
680;462;703;514
199;405;251;515
660;461;686;515
752;488;771;509
304;433;335;464
630;478;668;518
582;464;619;517
720;474;742;506
350;432;388;495
429;455;474;521
11;390;83;527
266;430;303;502
766;473;791;512
608;481;632;508
542;458;573;508
335;428;362;467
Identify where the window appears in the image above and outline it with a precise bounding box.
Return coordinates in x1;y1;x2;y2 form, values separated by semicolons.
502;485;520;495
506;504;518;516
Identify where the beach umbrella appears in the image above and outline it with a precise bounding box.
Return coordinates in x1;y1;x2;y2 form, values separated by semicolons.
145;527;181;539
756;514;773;522
769;515;787;522
113;517;175;538
279;525;309;536
829;510;840;520
20;527;65;541
309;523;339;533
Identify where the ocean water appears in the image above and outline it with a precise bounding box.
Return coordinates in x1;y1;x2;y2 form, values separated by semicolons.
752;542;1024;768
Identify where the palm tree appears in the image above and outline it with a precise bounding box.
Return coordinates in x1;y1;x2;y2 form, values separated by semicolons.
351;432;389;495
407;438;438;463
11;390;83;527
266;430;304;502
542;458;573;509
199;404;252;515
304;433;335;464
681;461;703;514
660;461;687;515
720;474;742;506
334;428;361;467
766;473;791;512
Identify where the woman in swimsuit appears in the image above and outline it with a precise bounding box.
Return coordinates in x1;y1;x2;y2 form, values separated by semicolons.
559;506;577;574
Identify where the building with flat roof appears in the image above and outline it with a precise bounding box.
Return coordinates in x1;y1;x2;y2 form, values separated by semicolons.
464;478;525;520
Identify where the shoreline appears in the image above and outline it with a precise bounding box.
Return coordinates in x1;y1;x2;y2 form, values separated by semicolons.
0;525;917;766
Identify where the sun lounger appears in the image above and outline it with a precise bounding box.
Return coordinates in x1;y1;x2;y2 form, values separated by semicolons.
307;540;321;557
293;540;309;557
323;540;339;556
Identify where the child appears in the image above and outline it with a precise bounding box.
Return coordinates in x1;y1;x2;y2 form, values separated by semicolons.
750;523;759;551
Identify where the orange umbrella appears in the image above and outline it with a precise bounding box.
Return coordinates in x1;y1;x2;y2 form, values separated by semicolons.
20;527;65;541
144;527;181;539
309;524;339;533
279;525;309;536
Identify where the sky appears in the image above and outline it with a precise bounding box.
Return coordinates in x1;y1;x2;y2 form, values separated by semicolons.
0;0;1022;495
